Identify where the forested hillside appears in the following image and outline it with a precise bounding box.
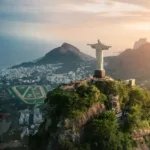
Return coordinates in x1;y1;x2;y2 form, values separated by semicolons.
29;77;150;150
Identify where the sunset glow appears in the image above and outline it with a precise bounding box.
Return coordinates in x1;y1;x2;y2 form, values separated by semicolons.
0;0;150;56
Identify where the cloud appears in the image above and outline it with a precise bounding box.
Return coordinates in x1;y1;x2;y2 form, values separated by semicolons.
0;0;104;24
110;0;150;9
0;0;99;14
1;0;150;53
0;0;148;26
72;1;146;13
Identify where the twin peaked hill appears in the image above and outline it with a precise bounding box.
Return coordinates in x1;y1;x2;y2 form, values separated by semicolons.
38;43;95;64
12;43;95;72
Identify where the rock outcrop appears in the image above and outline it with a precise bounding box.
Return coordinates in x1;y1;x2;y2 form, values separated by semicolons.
133;38;148;49
65;102;105;129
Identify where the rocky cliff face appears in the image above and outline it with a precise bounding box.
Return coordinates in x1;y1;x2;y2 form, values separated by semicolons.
64;102;105;129
133;129;150;150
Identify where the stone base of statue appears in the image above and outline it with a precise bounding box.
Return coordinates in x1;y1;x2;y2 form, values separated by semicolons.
94;70;105;78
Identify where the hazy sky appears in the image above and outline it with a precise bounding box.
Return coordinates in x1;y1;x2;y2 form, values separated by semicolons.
0;0;150;56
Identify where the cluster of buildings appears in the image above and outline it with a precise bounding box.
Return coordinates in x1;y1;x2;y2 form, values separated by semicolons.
19;107;43;139
0;64;62;85
0;61;94;148
0;63;92;86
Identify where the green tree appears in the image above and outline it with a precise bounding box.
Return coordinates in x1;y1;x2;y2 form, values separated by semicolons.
125;105;142;131
129;87;149;106
84;111;123;150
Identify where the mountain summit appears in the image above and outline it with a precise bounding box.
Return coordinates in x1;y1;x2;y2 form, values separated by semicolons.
133;38;148;49
45;43;80;56
60;43;80;53
12;43;95;71
39;43;91;65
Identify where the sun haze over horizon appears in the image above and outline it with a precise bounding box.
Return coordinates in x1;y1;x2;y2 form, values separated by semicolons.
0;0;150;57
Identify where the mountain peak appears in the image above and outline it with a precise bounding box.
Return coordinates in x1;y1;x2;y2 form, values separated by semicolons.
60;43;80;53
12;43;95;68
133;38;148;49
61;42;72;47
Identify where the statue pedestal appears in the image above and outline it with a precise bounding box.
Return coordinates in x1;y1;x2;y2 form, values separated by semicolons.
94;70;105;78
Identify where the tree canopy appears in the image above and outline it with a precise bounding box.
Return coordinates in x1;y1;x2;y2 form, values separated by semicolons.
30;79;150;150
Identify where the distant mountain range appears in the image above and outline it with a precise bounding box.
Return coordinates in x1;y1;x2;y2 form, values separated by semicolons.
11;40;150;81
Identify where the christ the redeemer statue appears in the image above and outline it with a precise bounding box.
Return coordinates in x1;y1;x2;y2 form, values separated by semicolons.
87;39;111;78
